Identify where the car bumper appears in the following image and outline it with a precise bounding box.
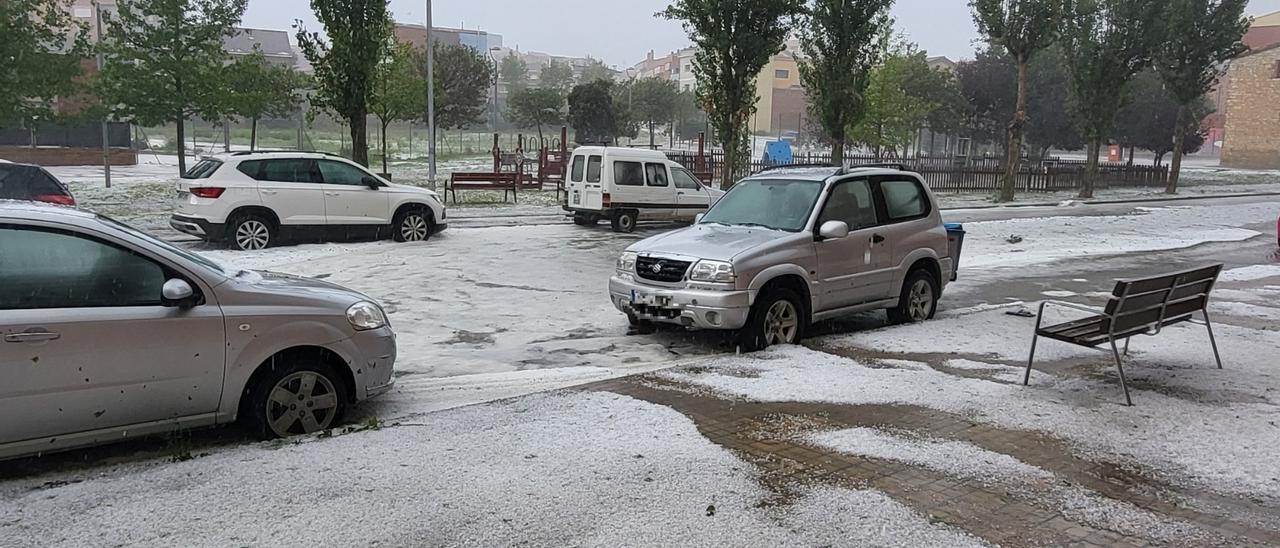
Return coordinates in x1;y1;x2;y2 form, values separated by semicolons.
170;214;226;240
608;275;753;330
434;222;448;234
346;326;397;400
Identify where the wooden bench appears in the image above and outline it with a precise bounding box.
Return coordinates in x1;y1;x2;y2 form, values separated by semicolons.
1023;264;1224;406
447;172;519;204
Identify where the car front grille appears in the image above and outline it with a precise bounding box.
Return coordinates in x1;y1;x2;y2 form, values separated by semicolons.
636;256;692;283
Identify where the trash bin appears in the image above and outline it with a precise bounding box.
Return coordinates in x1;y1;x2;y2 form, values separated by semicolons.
944;223;965;281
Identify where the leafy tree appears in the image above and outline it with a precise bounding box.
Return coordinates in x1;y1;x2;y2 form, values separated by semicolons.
955;47;1017;148
225;50;305;152
851;50;932;157
672;89;708;141
1024;46;1084;156
367;42;424;174
499;54;529;93
1152;0;1249;193
421;43;493;130
296;0;392;167
1061;0;1159;198
630;77;678;147
899;48;968;143
661;0;804;188
0;0;88;127
99;0;246;175
580;58;615;83
971;0;1064;202
539;59;576;93
568;79;619;144
1114;69;1209;164
611;79;641;140
796;0;894;165
506;88;564;142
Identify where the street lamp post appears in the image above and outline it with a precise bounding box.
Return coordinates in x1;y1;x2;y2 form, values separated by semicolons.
93;0;111;187
488;47;501;133
425;0;436;189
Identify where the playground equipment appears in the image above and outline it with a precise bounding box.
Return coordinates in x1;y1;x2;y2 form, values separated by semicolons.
446;128;571;204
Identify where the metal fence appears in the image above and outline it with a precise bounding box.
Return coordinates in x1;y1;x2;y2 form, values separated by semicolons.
0;122;132;148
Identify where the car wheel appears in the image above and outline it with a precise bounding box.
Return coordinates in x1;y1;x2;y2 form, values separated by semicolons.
738;288;804;352
228;213;274;251
611;210;637;233
393;209;433;242
244;359;346;440
888;269;939;324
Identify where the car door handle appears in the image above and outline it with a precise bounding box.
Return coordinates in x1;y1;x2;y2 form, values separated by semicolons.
676;192;685;196
4;331;61;343
261;190;278;195
324;192;339;197
872;234;886;244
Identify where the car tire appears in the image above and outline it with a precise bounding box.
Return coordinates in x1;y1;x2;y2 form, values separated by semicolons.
243;359;347;440
393;208;433;242
227;212;275;251
738;288;804;352
887;269;939;324
611;210;637;233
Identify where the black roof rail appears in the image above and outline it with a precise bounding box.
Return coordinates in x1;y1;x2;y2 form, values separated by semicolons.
229;150;344;158
757;162;836;173
842;162;911;173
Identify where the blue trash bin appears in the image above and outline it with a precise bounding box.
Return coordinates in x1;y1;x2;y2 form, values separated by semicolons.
944;223;965;281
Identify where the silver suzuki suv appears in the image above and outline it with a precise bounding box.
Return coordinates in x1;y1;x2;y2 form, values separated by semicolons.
1;202;395;460
609;165;953;351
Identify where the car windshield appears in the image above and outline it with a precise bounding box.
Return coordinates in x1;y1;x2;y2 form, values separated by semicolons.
97;214;229;274
698;178;823;232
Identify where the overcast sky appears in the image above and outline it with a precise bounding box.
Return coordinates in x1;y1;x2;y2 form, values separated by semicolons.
244;0;1280;67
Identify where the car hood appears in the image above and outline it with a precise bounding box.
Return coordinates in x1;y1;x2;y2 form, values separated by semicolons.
629;224;790;262
383;182;440;198
215;269;374;309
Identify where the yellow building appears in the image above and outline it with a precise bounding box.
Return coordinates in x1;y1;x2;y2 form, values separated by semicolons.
748;49;806;135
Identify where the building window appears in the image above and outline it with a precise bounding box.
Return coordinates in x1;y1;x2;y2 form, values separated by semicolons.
775;69;790;79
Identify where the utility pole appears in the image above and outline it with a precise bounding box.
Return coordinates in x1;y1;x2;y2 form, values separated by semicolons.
425;0;437;189
93;0;111;187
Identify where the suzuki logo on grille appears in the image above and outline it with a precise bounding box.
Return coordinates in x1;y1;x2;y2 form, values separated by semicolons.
650;261;664;274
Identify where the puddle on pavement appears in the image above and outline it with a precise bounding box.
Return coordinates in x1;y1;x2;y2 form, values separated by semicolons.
589;376;1280;548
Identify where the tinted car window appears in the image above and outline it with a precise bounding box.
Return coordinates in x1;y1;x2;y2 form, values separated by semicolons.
236;160;263;179
645;163;669;187
586;156;602;183
182;159;222;179
570;156;585;182
0;226;166;310
257;159;316;183
672;168;702;190
818;180;878;229
614;161;643;186
317;160;372;186
0;164;68;200
881;179;929;220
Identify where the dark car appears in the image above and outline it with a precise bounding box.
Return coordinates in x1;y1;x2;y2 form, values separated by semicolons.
0;162;76;206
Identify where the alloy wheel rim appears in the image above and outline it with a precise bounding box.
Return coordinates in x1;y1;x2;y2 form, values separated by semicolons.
401;214;429;241
266;371;339;437
764;300;798;346
235;220;269;250
908;280;933;321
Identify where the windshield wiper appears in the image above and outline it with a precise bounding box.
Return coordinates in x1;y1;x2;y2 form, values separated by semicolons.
737;222;779;230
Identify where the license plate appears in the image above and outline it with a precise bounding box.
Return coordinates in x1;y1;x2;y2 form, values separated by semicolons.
177;190;190;199
631;291;671;307
571;191;580;205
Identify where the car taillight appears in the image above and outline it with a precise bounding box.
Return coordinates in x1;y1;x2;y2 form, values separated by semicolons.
602;193;611;207
190;187;225;199
34;194;76;206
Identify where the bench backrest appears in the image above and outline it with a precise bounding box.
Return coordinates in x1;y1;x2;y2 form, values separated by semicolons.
451;172;517;183
1102;264;1222;335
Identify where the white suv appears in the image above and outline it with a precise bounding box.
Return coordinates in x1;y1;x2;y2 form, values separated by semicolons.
169;151;446;250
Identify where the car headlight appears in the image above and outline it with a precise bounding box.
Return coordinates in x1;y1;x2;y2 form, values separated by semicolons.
617;251;638;273
347;301;387;331
689;260;736;283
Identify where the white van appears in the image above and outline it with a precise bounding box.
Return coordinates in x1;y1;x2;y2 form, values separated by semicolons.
563;146;724;232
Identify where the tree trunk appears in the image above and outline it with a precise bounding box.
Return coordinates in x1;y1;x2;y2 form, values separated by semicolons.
1079;139;1100;199
251;117;259;151
1167;104;1187;194
1127;145;1135;166
350;110;369;166
831;135;845;167
175;116;187;175
720;124;737;190
999;57;1030;203
381;119;391;174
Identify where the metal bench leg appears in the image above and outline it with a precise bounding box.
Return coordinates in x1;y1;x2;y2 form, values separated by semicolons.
1109;338;1133;406
1123;337;1131;357
1202;309;1223;369
1023;331;1038;386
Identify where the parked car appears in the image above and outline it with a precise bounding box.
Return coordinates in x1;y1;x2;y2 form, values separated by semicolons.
0;161;76;206
609;164;953;351
169;151;446;251
563;146;724;233
0;202;396;460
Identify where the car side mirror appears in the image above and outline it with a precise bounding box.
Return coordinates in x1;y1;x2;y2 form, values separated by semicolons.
818;220;850;240
361;176;381;189
161;278;196;308
695;213;705;224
